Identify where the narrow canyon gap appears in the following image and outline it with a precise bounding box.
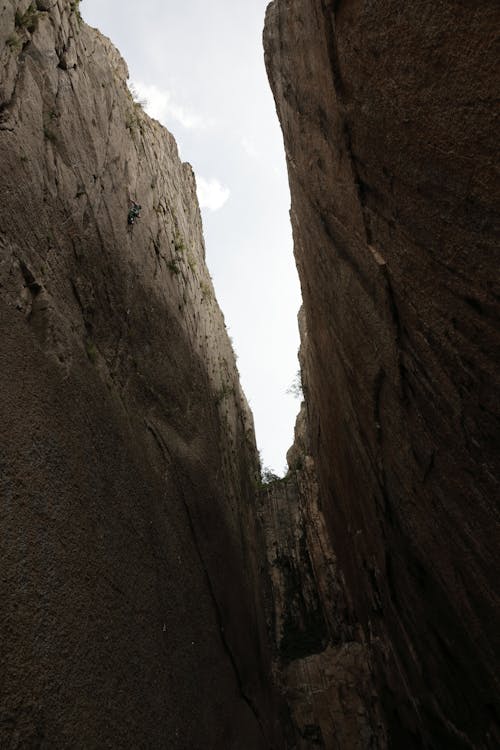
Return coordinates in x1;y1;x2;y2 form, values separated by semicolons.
1;2;499;749
79;0;304;478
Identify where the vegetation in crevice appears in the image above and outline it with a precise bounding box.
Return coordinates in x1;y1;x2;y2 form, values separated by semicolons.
200;280;212;302
174;233;186;254
166;259;181;276
70;0;83;24
125;85;147;135
286;369;304;399
15;3;40;33
6;33;22;51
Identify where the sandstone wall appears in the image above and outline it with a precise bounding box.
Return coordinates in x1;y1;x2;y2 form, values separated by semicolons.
0;2;284;746
264;1;500;747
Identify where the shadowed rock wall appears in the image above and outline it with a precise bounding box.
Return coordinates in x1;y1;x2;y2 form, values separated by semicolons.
0;2;284;747
264;1;500;747
259;401;387;749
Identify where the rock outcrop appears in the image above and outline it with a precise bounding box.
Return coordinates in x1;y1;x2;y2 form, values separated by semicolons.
264;1;500;748
0;2;284;747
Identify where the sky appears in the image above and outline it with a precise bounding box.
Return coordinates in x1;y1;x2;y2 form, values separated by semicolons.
82;0;302;475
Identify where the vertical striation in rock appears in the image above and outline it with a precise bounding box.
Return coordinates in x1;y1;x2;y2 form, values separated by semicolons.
264;0;500;748
0;2;284;747
260;314;387;748
259;405;387;748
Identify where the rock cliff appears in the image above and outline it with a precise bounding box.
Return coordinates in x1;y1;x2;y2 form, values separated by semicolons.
2;1;499;747
264;1;500;748
0;2;284;747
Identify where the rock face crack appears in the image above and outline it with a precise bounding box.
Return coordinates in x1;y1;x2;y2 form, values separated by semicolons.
144;418;272;746
179;487;272;747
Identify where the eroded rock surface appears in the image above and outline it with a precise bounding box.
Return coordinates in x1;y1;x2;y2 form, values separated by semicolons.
265;1;500;748
259;401;387;749
0;2;284;747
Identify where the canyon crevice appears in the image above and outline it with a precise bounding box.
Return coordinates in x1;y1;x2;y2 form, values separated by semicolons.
1;1;499;748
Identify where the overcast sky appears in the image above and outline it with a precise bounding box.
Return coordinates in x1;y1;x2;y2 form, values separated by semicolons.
82;0;302;474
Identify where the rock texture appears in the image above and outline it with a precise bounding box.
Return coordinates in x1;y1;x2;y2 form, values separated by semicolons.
265;1;500;748
259;400;387;749
0;2;284;747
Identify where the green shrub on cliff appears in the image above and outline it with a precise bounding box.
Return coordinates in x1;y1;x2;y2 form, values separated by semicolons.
166;259;180;276
15;3;39;33
286;369;303;399
260;467;281;484
6;33;21;51
174;234;186;253
70;0;82;23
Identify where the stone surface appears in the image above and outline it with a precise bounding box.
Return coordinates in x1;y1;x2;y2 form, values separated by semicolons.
3;0;500;746
265;1;500;748
259;434;387;749
0;2;285;747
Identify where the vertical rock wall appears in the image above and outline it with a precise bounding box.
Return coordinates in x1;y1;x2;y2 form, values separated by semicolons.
264;1;500;748
259;402;387;749
0;2;284;747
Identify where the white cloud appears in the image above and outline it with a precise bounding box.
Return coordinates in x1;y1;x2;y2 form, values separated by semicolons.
196;176;230;212
130;80;210;130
